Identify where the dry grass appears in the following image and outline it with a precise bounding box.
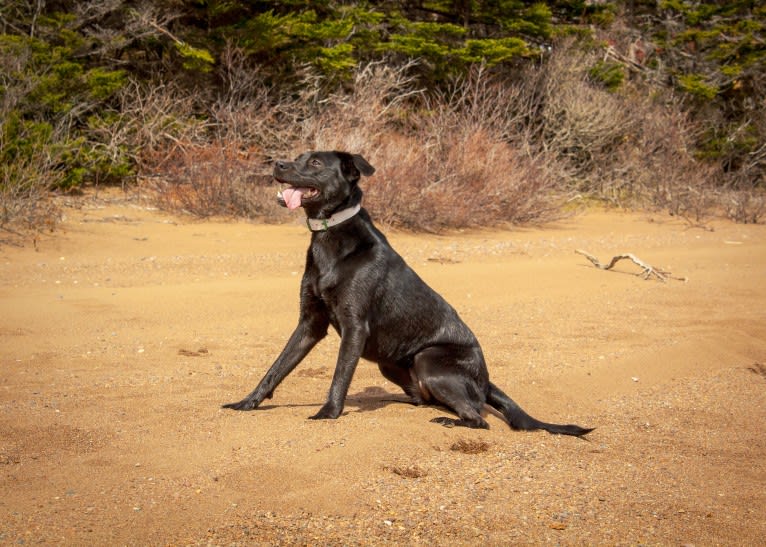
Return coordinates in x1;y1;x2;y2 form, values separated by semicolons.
299;62;570;230
724;188;766;224
133;47;760;228
7;51;761;241
510;43;722;218
0;141;62;246
365;129;567;231
140;140;281;221
136;61;572;230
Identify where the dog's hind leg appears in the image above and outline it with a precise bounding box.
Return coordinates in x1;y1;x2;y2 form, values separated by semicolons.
412;346;490;429
377;361;429;404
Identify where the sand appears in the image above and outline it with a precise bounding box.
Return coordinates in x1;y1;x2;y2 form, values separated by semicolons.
1;192;765;545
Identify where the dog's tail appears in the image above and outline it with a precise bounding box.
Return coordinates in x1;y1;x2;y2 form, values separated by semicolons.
487;382;593;437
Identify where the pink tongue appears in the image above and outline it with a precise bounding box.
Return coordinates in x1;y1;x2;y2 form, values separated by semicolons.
282;187;305;210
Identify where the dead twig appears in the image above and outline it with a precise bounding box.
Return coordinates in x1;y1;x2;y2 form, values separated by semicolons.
575;249;686;282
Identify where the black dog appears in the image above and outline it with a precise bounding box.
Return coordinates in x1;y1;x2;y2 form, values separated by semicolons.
223;151;592;436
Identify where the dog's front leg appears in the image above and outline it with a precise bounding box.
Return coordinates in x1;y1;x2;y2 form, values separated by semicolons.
310;323;368;420
222;319;326;411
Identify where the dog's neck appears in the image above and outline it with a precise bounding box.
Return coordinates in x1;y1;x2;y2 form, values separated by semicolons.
306;203;361;232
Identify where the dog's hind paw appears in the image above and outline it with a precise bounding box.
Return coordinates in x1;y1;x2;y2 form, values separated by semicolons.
430;416;490;429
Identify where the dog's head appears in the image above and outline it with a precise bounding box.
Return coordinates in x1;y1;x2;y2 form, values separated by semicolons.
274;151;375;218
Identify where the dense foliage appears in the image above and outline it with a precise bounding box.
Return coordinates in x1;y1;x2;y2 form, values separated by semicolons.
627;0;766;186
1;1;764;230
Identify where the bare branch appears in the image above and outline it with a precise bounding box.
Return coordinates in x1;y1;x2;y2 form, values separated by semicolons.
575;249;687;282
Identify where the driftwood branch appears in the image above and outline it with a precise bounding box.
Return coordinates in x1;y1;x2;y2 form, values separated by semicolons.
575;249;687;282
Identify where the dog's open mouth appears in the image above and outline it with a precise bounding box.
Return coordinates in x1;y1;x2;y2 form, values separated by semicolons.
277;185;319;210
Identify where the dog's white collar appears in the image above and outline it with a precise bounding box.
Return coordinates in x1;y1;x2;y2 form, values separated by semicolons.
306;204;361;232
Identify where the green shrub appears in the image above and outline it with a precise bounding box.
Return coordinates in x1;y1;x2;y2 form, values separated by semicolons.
1;18;129;192
588;60;625;91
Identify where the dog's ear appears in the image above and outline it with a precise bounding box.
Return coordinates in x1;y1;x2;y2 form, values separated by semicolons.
351;154;375;177
338;152;375;182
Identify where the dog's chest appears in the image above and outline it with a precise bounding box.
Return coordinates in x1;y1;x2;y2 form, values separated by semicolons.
309;239;361;295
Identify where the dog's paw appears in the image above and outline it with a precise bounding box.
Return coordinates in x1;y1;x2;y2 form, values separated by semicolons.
309;403;341;420
430;416;457;428
221;399;258;411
